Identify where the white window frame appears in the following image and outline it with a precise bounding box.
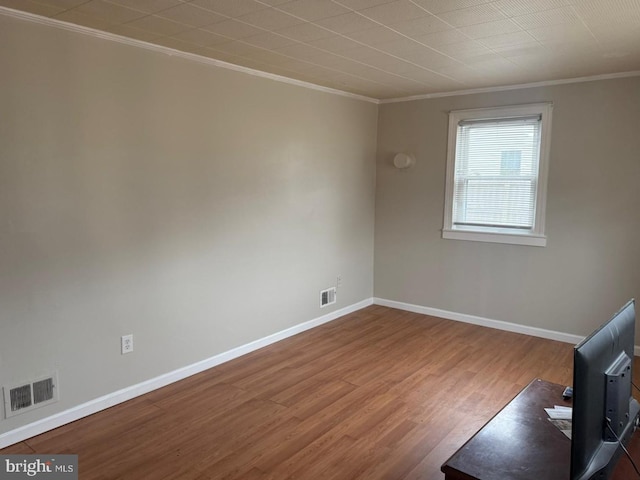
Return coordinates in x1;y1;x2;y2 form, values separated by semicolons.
442;103;553;247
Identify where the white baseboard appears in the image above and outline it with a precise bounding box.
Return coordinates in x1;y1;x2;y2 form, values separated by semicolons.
373;297;640;356
373;297;582;344
0;298;373;449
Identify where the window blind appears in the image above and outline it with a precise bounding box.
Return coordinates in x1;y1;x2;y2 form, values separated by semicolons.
452;116;542;230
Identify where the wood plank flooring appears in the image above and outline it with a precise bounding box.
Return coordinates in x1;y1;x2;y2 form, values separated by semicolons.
1;305;633;479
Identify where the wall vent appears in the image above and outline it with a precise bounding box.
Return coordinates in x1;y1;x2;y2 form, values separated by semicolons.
320;287;337;308
3;373;59;418
9;385;32;412
33;377;55;404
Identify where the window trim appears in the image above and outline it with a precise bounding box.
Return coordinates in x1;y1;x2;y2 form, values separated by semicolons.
442;103;553;247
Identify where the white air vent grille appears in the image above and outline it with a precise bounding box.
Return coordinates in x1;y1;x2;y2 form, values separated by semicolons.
33;377;55;404
3;373;59;418
10;385;32;412
320;287;337;308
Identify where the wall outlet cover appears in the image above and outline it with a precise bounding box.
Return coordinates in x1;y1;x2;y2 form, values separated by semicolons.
121;335;134;355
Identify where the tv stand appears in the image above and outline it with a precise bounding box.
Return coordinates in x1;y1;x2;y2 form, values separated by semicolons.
440;378;639;480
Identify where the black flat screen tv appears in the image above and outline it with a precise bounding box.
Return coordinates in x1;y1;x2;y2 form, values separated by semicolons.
571;299;639;480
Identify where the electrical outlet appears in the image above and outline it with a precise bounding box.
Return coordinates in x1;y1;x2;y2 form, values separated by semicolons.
337;275;342;288
121;334;133;355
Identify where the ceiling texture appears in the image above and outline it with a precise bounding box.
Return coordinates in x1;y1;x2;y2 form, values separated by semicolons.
1;0;639;100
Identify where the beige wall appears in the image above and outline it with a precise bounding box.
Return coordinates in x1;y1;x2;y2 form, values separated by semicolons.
0;14;377;433
375;77;640;340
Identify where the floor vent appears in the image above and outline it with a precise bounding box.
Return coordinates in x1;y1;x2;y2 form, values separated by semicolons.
320;287;337;308
3;373;58;418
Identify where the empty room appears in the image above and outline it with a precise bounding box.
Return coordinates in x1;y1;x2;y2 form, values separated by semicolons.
1;1;639;479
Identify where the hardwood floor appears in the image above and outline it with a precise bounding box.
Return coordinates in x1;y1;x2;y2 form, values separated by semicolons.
0;305;612;479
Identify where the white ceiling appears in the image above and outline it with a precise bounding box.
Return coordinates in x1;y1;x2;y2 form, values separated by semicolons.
2;0;640;100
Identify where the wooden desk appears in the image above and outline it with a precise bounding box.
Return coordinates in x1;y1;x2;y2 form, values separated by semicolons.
441;379;572;480
441;378;639;480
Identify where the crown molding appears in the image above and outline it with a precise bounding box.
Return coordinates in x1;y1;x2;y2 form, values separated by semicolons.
380;70;640;104
0;6;379;105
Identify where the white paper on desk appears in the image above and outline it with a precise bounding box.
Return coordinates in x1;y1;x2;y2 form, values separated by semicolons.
548;419;572;439
545;407;573;420
553;405;572;411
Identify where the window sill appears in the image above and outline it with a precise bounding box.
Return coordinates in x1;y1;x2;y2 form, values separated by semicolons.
442;228;547;247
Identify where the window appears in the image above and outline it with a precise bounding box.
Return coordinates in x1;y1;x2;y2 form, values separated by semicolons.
443;103;552;247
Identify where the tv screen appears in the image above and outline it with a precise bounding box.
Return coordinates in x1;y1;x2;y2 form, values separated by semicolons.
571;299;639;480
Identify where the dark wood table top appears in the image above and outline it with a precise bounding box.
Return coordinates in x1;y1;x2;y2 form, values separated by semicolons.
441;378;572;480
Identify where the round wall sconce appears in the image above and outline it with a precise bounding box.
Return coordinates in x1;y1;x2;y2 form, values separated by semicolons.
393;152;416;169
